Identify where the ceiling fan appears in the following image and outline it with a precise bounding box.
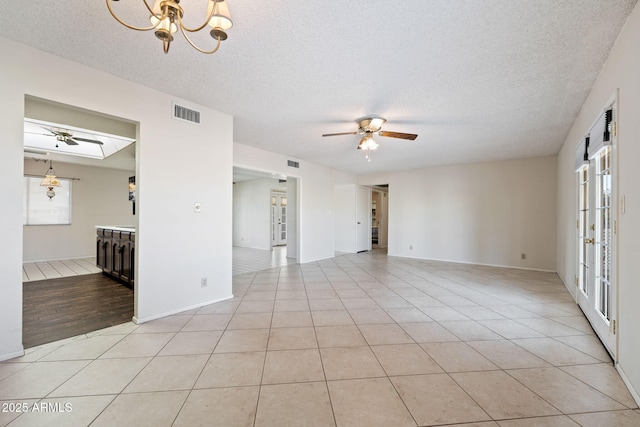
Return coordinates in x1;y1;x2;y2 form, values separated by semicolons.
30;127;104;146
322;117;417;161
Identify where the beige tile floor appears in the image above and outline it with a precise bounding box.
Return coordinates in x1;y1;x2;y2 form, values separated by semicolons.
2;251;639;426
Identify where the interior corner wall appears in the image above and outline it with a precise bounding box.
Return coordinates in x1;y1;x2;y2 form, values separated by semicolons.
232;178;286;250
286;178;298;260
0;47;26;360
359;155;558;271
556;2;640;403
234;143;357;263
0;36;233;360
23;159;135;262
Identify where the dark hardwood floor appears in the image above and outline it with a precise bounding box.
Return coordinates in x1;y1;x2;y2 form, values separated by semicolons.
23;273;134;349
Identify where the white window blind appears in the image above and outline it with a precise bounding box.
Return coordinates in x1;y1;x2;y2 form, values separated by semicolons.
575;136;589;172
589;109;613;159
23;176;72;225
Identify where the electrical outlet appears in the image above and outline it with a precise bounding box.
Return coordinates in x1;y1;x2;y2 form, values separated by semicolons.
201;277;208;288
521;253;526;260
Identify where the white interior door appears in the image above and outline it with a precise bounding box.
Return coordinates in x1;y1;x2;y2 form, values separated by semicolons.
576;106;617;358
356;186;370;252
271;192;287;246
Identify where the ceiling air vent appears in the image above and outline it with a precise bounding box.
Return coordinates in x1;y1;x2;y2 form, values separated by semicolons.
287;160;299;168
172;103;201;124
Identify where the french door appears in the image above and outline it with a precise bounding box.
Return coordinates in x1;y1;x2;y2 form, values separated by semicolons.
576;105;617;358
271;192;287;246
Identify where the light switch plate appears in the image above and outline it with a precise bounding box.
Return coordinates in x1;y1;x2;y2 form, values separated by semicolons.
194;202;202;213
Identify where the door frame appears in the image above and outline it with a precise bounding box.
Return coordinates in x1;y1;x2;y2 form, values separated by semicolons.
576;92;618;360
271;189;287;247
371;186;389;248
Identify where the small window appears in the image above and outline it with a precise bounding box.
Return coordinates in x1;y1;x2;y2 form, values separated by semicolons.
23;176;72;225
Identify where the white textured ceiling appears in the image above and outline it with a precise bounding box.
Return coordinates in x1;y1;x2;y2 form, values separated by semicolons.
2;0;637;174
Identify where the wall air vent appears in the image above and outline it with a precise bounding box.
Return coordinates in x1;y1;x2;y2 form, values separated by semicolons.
172;103;201;124
287;160;299;168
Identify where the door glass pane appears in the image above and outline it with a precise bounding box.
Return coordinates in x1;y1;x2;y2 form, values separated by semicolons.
595;148;611;320
577;166;589;296
272;205;276;241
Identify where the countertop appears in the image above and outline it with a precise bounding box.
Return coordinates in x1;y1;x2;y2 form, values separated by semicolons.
95;225;136;232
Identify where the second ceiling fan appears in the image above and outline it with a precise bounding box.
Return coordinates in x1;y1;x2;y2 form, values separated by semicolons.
31;126;104;147
322;117;418;161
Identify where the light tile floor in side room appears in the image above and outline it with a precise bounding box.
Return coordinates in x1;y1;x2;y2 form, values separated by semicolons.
3;251;639;426
23;246;293;282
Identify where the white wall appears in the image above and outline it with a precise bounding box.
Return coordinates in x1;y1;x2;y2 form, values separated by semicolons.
557;3;640;402
0;37;233;360
23;159;135;262
234;143;357;263
233;178;286;250
360;156;558;271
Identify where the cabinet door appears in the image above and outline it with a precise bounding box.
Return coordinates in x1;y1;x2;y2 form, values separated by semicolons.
109;232;120;277
96;237;104;269
119;233;132;283
130;235;135;288
104;232;114;274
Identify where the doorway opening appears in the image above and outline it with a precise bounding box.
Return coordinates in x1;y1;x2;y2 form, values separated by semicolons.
271;190;287;247
371;185;389;250
22;96;137;348
232;166;299;275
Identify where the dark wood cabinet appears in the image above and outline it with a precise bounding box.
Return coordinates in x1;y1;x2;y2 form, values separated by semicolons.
96;227;135;288
96;229;113;271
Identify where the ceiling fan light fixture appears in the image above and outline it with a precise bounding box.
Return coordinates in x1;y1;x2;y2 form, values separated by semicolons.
358;134;379;151
358;134;379;162
322;116;416;163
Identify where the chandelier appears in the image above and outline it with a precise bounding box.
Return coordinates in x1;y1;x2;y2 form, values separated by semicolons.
106;0;233;54
40;160;61;200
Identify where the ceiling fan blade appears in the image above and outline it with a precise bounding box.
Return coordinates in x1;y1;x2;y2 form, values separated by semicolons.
322;132;358;137
25;131;56;136
41;126;61;136
64;139;79;145
378;131;418;140
71;136;104;145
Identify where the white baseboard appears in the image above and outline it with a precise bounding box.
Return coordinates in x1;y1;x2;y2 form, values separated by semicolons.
386;253;557;273
0;348;25;362
132;294;234;324
616;363;640;407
